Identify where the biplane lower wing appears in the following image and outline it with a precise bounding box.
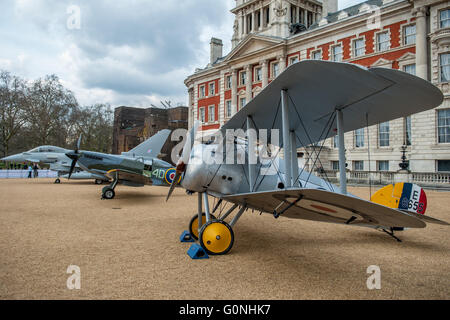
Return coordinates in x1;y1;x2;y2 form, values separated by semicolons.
223;188;430;229
105;169;152;185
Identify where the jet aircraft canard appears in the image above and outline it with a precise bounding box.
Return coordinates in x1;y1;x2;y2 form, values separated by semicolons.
0;145;108;184
66;129;176;199
166;60;449;256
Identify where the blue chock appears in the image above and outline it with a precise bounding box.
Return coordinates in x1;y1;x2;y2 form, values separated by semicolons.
179;230;194;242
187;243;209;259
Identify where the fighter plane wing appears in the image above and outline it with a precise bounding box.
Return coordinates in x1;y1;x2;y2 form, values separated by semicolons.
105;169;152;185
221;188;449;229
220;60;443;148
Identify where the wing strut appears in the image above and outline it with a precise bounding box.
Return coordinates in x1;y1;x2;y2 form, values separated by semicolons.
281;89;293;188
336;109;347;194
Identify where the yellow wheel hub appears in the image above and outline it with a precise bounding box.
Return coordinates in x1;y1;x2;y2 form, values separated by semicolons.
200;221;234;255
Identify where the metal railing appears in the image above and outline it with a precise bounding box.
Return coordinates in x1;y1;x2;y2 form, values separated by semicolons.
0;169;58;179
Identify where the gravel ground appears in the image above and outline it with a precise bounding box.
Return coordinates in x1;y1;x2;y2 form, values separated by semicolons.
0;178;448;299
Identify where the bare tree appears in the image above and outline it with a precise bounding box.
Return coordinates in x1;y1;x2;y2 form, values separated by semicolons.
0;71;28;157
26;74;78;147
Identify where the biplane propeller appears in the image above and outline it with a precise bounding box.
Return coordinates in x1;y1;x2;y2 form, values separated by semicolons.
167;60;449;255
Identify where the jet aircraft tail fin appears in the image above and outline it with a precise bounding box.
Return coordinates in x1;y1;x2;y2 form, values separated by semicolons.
122;129;171;159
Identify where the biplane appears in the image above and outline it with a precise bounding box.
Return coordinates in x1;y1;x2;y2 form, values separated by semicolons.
166;60;449;255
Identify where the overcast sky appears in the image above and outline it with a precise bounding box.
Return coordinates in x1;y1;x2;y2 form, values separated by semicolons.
0;0;364;108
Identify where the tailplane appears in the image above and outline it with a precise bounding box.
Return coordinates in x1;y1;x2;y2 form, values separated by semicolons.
121;129;171;159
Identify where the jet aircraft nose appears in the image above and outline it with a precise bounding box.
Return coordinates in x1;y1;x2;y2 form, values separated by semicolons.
1;154;24;162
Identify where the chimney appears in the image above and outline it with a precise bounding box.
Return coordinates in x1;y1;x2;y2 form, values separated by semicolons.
322;0;338;18
210;37;223;64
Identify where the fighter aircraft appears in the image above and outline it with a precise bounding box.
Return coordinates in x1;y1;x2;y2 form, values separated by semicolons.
1;144;108;184
166;60;449;255
66;129;176;199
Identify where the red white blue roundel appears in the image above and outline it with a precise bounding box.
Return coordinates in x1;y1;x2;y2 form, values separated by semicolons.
398;183;427;214
164;168;178;185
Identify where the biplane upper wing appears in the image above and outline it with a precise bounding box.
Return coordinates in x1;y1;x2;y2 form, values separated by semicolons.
105;169;152;185
222;188;434;229
220;60;443;147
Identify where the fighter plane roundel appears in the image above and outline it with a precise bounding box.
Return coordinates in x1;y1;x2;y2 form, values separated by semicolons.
164;168;181;185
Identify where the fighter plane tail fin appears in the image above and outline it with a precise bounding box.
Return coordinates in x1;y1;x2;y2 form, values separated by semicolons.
122;129;171;159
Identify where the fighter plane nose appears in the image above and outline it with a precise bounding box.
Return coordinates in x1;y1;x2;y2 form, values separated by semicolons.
1;154;21;162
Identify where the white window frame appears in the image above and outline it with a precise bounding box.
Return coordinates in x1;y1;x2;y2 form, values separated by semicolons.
354;160;364;171
225;100;232;118
199;107;206;123
379;121;390;147
376;31;390;52
403;64;416;75
254;66;262;82
209;82;215;96
208;105;215;123
312;50;322;60
440;9;450;28
239;97;247;110
352;38;365;58
377;160;389;171
289;54;300;65
437;108;450;144
403;24;416;45
355;128;365;148
439;52;450;83
199;85;205;98
239;70;247;86
271;61;280;78
331;44;343;62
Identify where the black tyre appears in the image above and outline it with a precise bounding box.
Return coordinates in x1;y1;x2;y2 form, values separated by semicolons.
102;188;115;200
188;213;216;240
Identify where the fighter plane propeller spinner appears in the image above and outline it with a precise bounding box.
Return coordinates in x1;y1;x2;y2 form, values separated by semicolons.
166;60;449;255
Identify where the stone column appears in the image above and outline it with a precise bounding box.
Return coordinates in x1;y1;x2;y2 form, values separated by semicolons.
413;6;428;80
245;64;252;103
251;11;256;33
261;60;268;88
231;69;238;115
188;87;193;129
259;6;264;30
243;13;248;35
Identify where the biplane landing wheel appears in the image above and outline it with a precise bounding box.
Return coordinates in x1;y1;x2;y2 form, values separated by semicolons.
188;213;216;240
54;178;61;184
102;188;115;200
199;220;234;255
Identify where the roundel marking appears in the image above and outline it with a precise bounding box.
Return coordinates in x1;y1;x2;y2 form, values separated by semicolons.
164;168;180;185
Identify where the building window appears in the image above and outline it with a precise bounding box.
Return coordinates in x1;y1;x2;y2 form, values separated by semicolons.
437;160;450;172
331;44;342;62
439;53;450;82
312;50;322;60
239;71;247;86
239;97;246;110
199;107;205;123
354;160;364;171
208;105;215;122
403;64;416;75
353;38;365;57
226;100;232;118
437;109;450;143
378;160;389;171
331;161;339;170
379;121;390;147
355;128;364;148
403;25;416;45
376;32;390;52
440;9;450;28
333;135;339;148
405;116;411;146
226;75;232;89
255;67;262;82
272;62;280;78
209;82;215;96
199;85;205;98
289;55;299;65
